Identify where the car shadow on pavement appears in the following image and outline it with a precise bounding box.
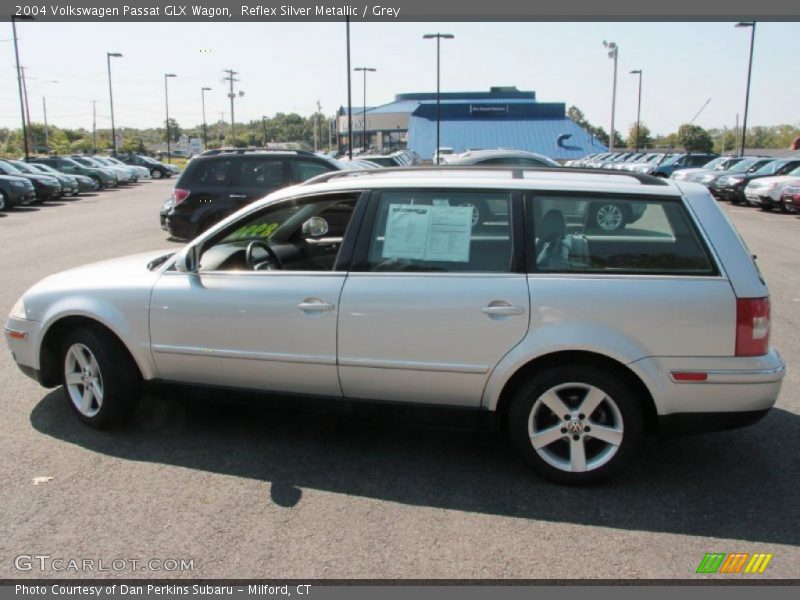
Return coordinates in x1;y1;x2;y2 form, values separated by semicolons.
30;388;800;547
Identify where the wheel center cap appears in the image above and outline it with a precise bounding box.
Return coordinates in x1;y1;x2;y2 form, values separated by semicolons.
566;419;584;435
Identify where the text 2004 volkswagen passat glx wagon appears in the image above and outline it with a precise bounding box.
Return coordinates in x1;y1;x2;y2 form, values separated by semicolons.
5;167;785;484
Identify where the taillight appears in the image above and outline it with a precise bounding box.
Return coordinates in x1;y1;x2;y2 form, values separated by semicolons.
172;188;190;205
736;297;770;357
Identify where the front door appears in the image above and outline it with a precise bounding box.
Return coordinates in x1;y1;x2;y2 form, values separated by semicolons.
150;192;363;397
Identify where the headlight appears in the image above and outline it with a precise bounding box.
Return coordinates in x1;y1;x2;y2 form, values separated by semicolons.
11;180;26;188
10;297;26;320
764;183;777;189
700;174;716;183
671;172;689;180
727;177;744;185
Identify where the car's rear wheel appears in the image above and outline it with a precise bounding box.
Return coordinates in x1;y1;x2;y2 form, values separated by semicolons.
151;169;163;179
90;176;104;189
0;190;6;211
508;365;642;484
61;327;141;429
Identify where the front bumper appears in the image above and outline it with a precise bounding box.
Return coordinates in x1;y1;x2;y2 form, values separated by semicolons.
5;316;44;384
6;186;37;206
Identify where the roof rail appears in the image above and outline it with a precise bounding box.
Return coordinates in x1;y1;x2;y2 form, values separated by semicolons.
304;165;669;186
199;147;315;157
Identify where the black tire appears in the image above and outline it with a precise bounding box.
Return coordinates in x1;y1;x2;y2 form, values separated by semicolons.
60;326;141;429
508;364;643;485
90;176;104;190
151;169;163;179
0;190;6;211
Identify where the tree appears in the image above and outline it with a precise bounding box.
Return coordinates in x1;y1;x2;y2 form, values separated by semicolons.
677;124;713;152
567;105;589;129
627;122;652;149
163;118;181;143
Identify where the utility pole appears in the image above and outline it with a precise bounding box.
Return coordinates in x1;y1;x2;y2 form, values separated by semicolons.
107;52;123;153
92;100;97;153
346;16;353;159
603;41;619;152
222;69;240;146
12;15;33;160
21;66;33;153
201;87;211;149
423;33;454;162
42;96;48;150
315;100;322;152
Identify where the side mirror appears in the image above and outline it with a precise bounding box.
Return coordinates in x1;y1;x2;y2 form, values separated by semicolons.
301;216;329;238
174;245;198;273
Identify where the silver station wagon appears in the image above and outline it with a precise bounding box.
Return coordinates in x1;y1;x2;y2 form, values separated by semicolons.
5;167;785;484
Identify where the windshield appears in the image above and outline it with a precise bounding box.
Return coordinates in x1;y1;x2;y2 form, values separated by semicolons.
73;157;100;167
787;166;800;177
753;161;783;176
701;157;727;170
29;163;54;174
140;156;160;165
0;160;24;175
659;154;684;166
8;161;39;174
728;158;764;173
93;157;112;165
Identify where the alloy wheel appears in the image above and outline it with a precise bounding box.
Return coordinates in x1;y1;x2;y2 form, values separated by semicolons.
64;343;104;417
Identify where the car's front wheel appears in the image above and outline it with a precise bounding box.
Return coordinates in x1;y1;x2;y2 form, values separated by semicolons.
588;203;627;232
151;169;163;179
0;190;7;211
508;365;642;484
61;327;141;428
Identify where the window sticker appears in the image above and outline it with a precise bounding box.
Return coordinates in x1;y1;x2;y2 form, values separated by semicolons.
382;204;473;262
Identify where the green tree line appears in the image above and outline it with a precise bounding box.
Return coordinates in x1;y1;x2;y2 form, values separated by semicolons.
0;111;336;158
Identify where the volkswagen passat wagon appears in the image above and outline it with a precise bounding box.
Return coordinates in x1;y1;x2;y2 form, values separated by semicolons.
5;167;785;484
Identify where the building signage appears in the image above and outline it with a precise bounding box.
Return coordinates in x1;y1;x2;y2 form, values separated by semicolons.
469;104;509;114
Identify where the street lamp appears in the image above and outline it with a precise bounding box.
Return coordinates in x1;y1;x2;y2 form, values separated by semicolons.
164;73;177;163
735;21;756;157
11;14;34;160
423;33;454;163
630;70;642;153
354;67;376;152
201;86;211;149
603;40;619;152
107;52;123;153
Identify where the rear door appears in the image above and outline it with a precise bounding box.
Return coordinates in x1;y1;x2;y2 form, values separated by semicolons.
337;188;529;407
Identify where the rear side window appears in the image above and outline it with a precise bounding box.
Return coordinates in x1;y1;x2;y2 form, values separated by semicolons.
235;158;287;189
192;159;233;186
529;194;717;275
293;160;335;182
364;190;512;273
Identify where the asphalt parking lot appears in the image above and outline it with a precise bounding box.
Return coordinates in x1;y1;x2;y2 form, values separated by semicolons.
0;180;798;579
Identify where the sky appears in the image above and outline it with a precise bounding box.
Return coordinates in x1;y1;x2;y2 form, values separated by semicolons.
1;21;798;137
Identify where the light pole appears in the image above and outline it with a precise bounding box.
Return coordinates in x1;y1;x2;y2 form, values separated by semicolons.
354;67;376;152
107;52;123;153
423;33;454;162
164;73;177;163
201;86;211;149
736;21;756;157
39;80;58;151
262;115;269;146
346;16;353;159
11;15;33;160
630;69;642;152
603;40;618;152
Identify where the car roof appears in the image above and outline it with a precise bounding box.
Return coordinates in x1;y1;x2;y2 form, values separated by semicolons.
253;166;683;207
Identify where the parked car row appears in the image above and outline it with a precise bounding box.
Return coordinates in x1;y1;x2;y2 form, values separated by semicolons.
670;155;800;213
0;153;177;211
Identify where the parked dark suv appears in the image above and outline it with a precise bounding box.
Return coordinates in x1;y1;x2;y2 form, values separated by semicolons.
114;154;173;179
160;149;341;239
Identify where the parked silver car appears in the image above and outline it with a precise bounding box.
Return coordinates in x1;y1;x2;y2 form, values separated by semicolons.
5;167;784;484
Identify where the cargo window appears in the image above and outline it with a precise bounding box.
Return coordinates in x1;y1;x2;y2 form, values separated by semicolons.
528;194;716;275
192;159;233;186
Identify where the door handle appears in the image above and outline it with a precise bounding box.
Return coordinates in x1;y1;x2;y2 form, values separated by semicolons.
482;304;524;316
298;299;335;312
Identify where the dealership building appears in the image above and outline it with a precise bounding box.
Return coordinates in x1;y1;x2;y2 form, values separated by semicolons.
337;87;606;160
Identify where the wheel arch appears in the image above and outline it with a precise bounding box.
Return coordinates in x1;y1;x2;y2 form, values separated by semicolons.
491;350;659;435
38;313;151;388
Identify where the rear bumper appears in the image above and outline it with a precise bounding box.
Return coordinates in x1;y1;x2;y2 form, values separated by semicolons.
657;409;769;437
630;349;785;421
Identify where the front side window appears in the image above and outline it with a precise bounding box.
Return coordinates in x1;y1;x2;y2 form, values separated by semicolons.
364;190;512;273
529;194;716;275
197;193;360;273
